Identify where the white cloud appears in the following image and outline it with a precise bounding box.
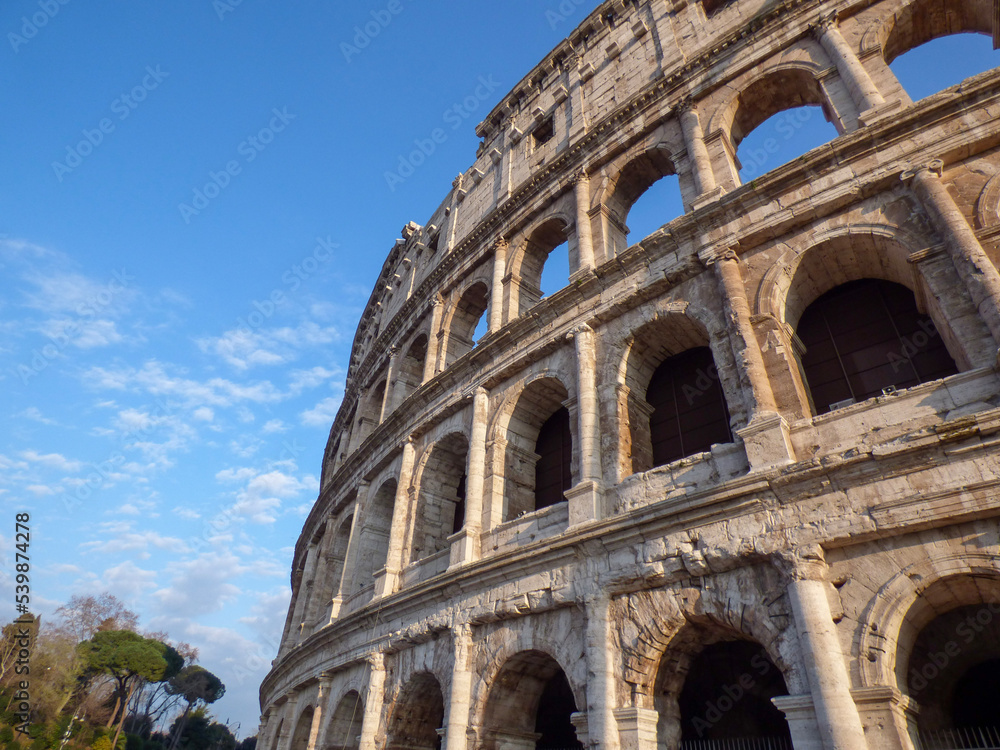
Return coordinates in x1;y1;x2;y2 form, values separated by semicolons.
288;366;339;394
20;450;84;472
18;407;57;425
261;419;287;434
26;484;56;496
80;525;189;559
300;396;341;427
197;322;340;371
192;407;214;422
153;551;246;617
229;469;312;524
102;560;157;601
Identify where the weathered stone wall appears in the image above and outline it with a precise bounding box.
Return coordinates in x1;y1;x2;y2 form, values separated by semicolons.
261;0;1000;748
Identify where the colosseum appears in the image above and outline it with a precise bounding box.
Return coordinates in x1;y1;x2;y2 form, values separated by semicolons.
258;0;1000;748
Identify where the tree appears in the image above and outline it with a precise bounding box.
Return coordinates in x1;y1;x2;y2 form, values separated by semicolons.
54;594;139;642
164;668;225;750
78;631;183;750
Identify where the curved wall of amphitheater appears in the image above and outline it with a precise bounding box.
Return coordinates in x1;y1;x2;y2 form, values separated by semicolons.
259;0;1000;748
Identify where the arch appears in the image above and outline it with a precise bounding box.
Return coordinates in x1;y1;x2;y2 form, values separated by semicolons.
498;376;573;521
411;432;469;561
351;479;396;592
325;691;363;750
796;278;958;414
442;281;490;368
602;145;678;258
312;512;353;626
876;0;992;66
289;706;314;750
385;672;445;750
480;650;584;750
508;216;573;316
395;332;429;406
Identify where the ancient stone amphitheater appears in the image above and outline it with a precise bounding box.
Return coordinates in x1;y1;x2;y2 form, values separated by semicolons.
258;0;1000;748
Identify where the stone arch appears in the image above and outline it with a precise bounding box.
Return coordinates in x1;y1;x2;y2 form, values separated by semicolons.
311;510;353;626
857;552;1000;693
395;331;429;406
442;280;490;368
289;705;314;750
385;671;445;750
601;145;678;257
324;690;363;750
479;650;584;750
410;431;469;561
351;478;396;593
507;215;573;316
871;0;992;65
355;377;388;445
492;374;574;522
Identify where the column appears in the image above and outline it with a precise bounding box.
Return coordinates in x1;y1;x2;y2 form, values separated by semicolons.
779;547;867;750
276;695;300;750
566;325;604;526
613;708;658;750
815;15;885;117
904;160;1000;349
305;675;332;750
707;250;795;470
289;547;317;644
585;593;618;750
331;481;369;614
490;240;507;333
358;652;387;750
574;172;597;273
444;623;474;750
375;438;416;598
451;388;489;566
678;99;720;202
381;347;401;418
304;531;332;630
424;296;445;381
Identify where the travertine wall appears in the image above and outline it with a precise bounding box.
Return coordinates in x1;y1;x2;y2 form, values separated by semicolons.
259;0;1000;748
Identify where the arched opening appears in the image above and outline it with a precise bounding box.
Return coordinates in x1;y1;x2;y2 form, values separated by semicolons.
481;651;583;750
355;379;387;444
502;378;573;521
655;629;792;749
797;279;958;414
289;707;313;750
412;433;469;561
726;68;839;186
385;672;445;750
890;33;999;103
896;575;1000;743
352;479;396;592
444;282;490;368
313;513;352;624
514;219;572;315
326;691;363;750
623;174;684;247
394;333;429;408
605;147;677;258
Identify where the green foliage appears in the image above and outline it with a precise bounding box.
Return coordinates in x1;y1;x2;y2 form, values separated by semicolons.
79;632;173;684
125;734;143;750
165;669;224;708
0;727;14;743
91;737;114;750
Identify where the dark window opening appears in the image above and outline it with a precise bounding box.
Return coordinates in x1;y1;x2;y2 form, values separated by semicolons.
534;671;583;750
452;473;467;535
646;347;732;467
702;0;735;16
679;642;792;744
533;118;555;147
534;407;571;510
798;279;958;414
952;659;1000;730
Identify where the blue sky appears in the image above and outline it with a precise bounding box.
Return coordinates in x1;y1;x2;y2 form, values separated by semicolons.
1;0;997;737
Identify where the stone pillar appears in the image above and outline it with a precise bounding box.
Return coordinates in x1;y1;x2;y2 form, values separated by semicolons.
375;438;416;598
567;325;604;525
381;347;401;418
904;160;1000;350
779;547;867;750
358;652;387;750
852;687;918;750
276;695;300;750
707;249;795;469
490;240;508;333
678;99;722;205
451;388;489;566
305;675;333;750
771;695;824;750
444;623;474;750
425;296;445;381
331;481;368;613
613;708;658;750
289;547;317;644
574;172;597;273
815;15;885;119
585;593;618;750
304;532;332;631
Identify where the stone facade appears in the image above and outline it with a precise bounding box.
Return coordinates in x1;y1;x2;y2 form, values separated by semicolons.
258;0;1000;748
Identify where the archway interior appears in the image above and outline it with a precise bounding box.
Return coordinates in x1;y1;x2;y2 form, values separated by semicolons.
326;691;363;750
290;708;313;750
539;241;570;299
890;32;999;102
447;282;490;367
905;602;1000;733
605;148;677;258
624;175;684;247
677;641;792;744
534;407;572;510
481;650;583;750
521;220;572;314
386;672;445;750
646;347;732;467
411;433;469;561
395;334;429;406
352;479;396;591
797;279;957;413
